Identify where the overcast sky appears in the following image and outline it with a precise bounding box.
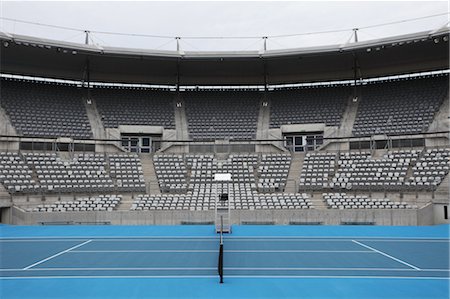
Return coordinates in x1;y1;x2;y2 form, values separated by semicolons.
0;1;448;51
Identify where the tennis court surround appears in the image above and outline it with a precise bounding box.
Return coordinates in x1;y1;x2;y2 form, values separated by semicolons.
0;224;449;299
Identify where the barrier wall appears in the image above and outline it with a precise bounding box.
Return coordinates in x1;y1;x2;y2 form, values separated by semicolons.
11;206;423;226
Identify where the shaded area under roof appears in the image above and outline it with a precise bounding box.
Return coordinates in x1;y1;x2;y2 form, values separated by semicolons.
0;29;448;85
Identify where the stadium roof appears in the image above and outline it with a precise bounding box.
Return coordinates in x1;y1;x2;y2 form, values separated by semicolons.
0;27;448;85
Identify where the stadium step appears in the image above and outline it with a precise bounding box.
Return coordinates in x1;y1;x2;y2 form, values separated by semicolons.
174;95;189;140
116;194;134;210
140;154;161;194
434;174;450;202
427;88;449;132
256;96;270;139
0;183;12;208
84;98;107;139
0;103;17;135
338;94;359;137
310;192;328;209
285;153;304;193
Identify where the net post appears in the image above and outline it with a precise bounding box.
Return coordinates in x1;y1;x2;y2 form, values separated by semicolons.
219;215;224;284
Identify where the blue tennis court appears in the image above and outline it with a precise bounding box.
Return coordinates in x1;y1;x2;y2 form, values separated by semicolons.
1;224;449;298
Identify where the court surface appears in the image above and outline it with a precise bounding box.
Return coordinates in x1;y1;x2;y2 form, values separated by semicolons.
1;224;449;299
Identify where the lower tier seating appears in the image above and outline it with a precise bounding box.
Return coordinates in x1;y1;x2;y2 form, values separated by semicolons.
131;192;312;211
323;193;417;209
28;195;122;212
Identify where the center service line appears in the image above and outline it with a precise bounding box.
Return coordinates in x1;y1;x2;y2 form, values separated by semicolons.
351;240;421;271
22;240;93;270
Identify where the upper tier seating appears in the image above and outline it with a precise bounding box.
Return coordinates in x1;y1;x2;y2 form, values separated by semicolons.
269;86;349;128
184;91;260;139
0;152;38;193
28;195;122;212
1;80;92;138
109;154;146;192
94;88;175;129
353;75;448;136
24;153;115;193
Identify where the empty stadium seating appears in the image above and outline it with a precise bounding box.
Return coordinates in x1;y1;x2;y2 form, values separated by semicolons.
269;86;349;128
353;75;448;136
257;154;291;192
323;193;417;209
0;152;38;193
153;154;188;193
299;152;336;189
300;148;450;191
184;91;260;139
94;87;175;129
331;150;420;190
187;153;258;186
2;75;447;142
29;195;122;212
407;148;450;190
109;154;146;192
24;152;115;193
131;192;312;211
1;147;449;199
1;79;92;139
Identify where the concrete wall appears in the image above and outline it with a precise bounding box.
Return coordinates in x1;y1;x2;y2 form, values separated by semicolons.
425;136;450;147
0;104;17;136
11;206;424;226
1;207;12;224
417;203;435;225
162;129;177;141
0;140;20;151
433;203;450;225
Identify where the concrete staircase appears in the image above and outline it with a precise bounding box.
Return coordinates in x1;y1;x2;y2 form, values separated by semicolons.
284;153;305;193
85;98;106;139
428;90;449;132
310;192;329;210
434;174;450;202
0;104;17;135
140;154;161;195
256;96;270;139
174;94;189;140
116;194;134;211
0;183;12;208
338;95;359;137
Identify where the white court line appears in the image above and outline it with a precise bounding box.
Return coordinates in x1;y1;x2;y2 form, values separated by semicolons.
22;240;92;270
0;275;448;280
3;267;447;271
4;238;446;243
0;236;450;242
352;240;421;271
69;250;373;253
